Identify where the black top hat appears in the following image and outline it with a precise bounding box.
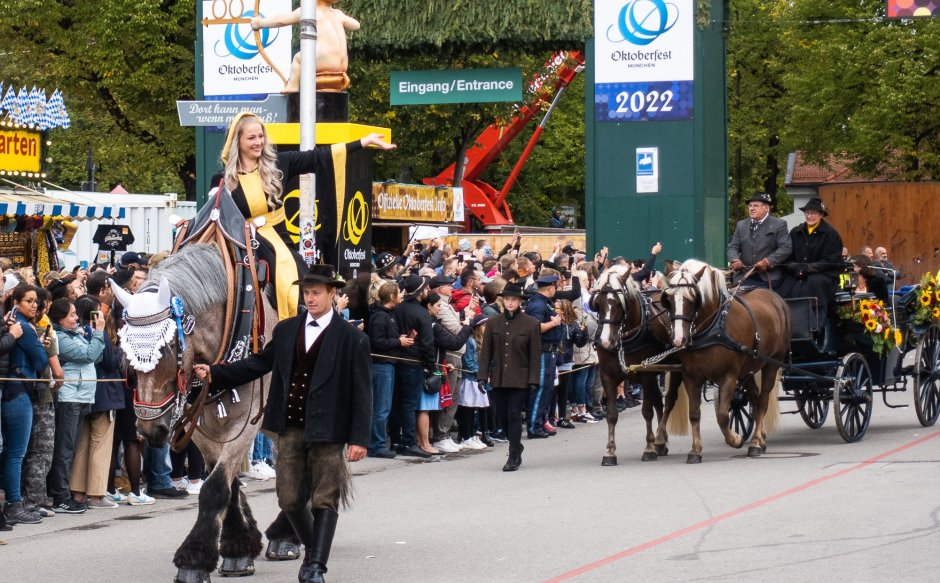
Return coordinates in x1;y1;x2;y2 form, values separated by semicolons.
498;282;525;298
375;252;397;272
293;264;346;288
747;193;773;205
799;197;829;217
401;275;429;297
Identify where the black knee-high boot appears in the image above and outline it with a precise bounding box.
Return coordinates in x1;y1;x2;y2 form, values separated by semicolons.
284;506;315;551
298;508;339;583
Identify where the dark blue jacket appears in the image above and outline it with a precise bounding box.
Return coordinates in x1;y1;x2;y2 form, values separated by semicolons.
525;292;560;344
5;313;49;401
93;334;126;413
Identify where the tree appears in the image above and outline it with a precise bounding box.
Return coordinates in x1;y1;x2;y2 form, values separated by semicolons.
776;0;940;180
0;0;196;195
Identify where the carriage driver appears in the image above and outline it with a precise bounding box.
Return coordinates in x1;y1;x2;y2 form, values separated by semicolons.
727;193;792;288
194;264;372;583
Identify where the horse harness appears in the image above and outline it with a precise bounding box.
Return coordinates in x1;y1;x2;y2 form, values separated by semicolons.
133;187;269;452
593;283;670;372
668;278;765;372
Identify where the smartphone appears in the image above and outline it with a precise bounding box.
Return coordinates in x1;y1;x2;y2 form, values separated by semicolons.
43;324;52;339
10;305;18;320
80;260;88;270
89;310;101;321
349;319;363;326
408;329;418;339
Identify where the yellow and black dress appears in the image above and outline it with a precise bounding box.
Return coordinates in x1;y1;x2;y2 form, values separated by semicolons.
210;144;362;321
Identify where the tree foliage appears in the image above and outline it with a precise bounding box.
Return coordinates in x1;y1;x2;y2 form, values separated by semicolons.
0;0;196;195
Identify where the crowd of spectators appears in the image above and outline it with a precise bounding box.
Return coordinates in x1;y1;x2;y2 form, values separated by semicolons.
0;251;216;537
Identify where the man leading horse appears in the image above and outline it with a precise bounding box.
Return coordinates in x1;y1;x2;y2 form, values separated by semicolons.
194;264;372;583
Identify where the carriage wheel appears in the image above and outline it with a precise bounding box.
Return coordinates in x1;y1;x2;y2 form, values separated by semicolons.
796;391;829;429
833;353;874;443
913;326;940;427
728;386;754;445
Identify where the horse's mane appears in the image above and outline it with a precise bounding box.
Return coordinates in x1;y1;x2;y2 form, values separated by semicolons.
596;264;637;293
146;243;228;315
677;259;728;305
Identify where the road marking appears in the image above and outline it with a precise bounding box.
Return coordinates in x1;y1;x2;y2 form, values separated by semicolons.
543;430;940;582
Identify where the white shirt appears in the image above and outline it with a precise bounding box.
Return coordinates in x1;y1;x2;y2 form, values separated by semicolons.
305;309;334;351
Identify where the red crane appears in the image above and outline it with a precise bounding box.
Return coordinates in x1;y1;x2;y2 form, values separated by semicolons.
423;50;585;230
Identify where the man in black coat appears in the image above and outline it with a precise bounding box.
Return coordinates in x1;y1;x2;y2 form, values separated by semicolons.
777;197;845;325
194;264;371;583
727;192;792;288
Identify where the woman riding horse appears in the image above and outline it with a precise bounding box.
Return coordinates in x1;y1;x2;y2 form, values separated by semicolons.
214;111;395;320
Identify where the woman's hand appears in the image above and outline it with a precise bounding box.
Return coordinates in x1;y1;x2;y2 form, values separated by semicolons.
360;133;397;151
93;311;106;332
8;322;23;339
399;334;415;347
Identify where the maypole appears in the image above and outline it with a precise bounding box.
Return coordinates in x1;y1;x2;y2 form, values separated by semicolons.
297;0;318;265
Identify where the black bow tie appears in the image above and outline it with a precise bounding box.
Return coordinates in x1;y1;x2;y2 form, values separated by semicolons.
308;320;319;328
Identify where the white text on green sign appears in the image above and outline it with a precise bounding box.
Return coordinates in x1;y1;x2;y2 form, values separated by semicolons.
390;68;523;105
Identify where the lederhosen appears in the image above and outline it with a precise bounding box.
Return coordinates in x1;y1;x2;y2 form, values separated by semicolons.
278;321;350;512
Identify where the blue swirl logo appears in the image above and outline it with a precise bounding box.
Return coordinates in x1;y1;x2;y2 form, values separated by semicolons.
607;0;679;46
213;11;280;61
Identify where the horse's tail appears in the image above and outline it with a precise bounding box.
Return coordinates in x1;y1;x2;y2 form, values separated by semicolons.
763;368;782;434
667;376;690;436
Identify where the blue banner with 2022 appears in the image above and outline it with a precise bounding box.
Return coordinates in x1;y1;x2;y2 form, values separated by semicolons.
594;0;695;122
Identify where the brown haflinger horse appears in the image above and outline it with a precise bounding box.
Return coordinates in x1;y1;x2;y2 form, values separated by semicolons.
658;259;791;463
591;265;683;465
114;243;291;583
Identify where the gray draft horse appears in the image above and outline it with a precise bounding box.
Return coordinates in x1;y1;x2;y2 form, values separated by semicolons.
114;243;294;583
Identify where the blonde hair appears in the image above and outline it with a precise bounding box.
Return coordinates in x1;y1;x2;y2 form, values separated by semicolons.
223;115;283;210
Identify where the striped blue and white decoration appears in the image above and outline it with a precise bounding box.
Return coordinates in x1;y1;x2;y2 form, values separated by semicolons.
0;200;126;220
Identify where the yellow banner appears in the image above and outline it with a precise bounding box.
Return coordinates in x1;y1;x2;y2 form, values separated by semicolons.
372;183;455;223
0;128;42;173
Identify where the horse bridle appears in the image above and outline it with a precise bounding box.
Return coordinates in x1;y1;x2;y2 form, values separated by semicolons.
130;293;191;423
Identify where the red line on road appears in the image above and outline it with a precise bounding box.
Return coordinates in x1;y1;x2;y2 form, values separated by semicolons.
543;430;940;582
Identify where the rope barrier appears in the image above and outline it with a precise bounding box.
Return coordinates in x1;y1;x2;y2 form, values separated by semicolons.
0;377;127;383
368;353;583;376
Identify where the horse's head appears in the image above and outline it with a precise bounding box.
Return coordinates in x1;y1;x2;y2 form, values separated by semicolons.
662;259;728;348
590;265;639;351
111;277;183;447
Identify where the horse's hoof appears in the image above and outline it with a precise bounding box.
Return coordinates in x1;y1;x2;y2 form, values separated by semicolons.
601;455;618;466
175;568;212;583
760;445;767;454
219;557;255;577
686;453;702;464
641;452;658;462
654;444;669;456
747;446;762;458
265;539;300;561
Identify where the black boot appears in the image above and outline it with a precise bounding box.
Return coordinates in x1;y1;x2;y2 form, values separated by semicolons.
502;450;522;472
284;506;315;553
0;506;12;531
298;508;338;583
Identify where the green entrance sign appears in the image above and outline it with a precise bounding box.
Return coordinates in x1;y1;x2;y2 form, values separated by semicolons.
390;68;522;105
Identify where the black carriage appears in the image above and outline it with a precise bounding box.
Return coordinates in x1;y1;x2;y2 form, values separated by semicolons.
726;287;940;443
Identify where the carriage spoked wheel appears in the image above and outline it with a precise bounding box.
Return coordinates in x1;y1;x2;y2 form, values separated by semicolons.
728;386;755;446
833;353;874;443
796;390;829;429
913;326;940;427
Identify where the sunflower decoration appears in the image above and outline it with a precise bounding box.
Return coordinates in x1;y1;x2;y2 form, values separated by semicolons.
913;271;940;327
840;297;901;356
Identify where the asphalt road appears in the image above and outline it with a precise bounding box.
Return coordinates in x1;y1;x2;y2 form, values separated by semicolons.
2;394;938;583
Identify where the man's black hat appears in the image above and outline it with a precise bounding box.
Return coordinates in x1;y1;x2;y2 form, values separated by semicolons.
429;275;455;289
375;252;397;272
747;193;773;205
293;264;346;288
